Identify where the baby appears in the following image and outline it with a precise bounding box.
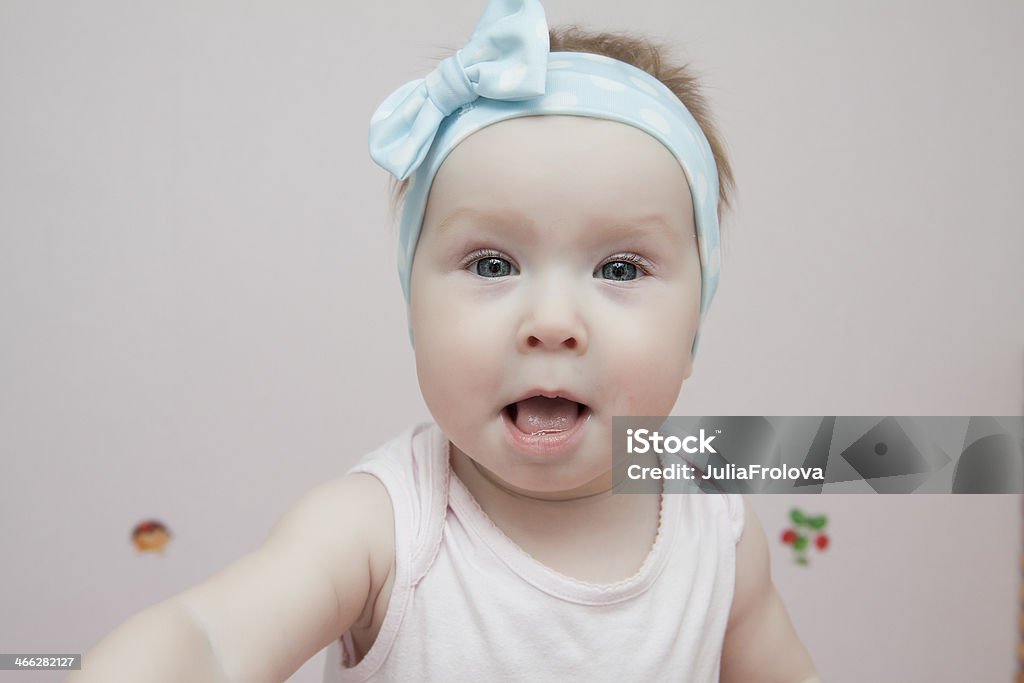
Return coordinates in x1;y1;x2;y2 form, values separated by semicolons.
69;1;821;681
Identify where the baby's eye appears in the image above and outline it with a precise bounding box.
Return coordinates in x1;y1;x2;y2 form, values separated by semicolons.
473;256;517;278
596;256;649;281
599;262;637;281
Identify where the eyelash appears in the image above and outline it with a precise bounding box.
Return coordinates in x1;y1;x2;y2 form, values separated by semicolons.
460;249;654;279
462;248;516;272
600;253;653;278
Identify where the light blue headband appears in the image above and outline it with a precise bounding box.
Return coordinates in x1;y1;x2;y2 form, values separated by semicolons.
368;0;721;360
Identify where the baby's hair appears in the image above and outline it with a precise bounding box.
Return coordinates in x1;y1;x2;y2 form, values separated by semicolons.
387;25;736;229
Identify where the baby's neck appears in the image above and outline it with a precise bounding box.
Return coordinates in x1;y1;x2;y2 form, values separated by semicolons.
448;446;664;583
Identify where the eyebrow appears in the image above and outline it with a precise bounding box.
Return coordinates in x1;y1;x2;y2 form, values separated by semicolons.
435;207;529;238
435;207;687;245
587;215;687;246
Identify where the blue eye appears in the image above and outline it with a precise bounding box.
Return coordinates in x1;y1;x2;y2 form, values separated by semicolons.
599;261;639;281
475;257;515;277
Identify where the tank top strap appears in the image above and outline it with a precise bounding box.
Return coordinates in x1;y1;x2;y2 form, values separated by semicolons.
344;422;450;585
328;423;449;679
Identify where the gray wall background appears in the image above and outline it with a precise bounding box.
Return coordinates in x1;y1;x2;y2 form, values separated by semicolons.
1;1;1022;681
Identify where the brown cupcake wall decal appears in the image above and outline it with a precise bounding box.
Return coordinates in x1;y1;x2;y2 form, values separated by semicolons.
131;520;172;554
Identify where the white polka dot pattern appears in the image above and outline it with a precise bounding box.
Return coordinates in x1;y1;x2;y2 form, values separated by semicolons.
499;64;528;90
638;108;671;135
542;91;579;107
590;75;625;91
465;42;500;64
629;75;658;96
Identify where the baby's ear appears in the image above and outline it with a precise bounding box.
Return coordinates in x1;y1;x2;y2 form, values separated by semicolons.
679;357;693;382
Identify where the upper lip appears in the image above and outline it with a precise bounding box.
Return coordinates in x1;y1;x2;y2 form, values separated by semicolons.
507;388;588;408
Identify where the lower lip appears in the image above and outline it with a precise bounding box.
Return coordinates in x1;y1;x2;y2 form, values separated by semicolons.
501;405;592;459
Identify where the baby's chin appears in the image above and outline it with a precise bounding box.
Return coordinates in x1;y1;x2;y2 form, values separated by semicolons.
509;473;614;500
454;445;615;500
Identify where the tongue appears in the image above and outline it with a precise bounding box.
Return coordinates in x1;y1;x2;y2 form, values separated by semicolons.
513;396;579;435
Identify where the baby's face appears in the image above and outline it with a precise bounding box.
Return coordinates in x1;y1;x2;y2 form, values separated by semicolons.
409;115;701;498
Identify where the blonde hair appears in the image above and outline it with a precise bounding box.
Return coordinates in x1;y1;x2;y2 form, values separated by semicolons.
387;25;736;227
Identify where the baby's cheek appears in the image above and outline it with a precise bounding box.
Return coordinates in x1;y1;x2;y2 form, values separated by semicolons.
602;323;691;416
608;357;681;416
416;305;504;419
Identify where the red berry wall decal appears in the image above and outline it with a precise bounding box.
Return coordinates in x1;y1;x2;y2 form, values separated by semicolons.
780;507;829;566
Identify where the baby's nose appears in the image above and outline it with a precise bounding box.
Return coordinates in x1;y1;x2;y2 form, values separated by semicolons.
516;277;588;354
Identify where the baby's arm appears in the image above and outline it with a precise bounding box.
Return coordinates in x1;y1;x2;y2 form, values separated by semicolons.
66;473;391;683
719;498;822;683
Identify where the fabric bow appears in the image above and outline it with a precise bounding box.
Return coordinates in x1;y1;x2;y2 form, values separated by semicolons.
368;0;550;181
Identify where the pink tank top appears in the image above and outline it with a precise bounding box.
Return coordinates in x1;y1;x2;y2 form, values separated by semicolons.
322;422;745;682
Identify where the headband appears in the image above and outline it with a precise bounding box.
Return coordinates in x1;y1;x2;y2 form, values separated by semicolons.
368;0;721;360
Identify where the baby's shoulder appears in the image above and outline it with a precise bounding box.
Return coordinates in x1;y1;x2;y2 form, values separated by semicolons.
283;473;394;537
340;473;396;592
276;473;396;613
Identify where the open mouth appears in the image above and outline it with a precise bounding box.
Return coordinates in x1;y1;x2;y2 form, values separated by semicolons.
504;396;589;436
